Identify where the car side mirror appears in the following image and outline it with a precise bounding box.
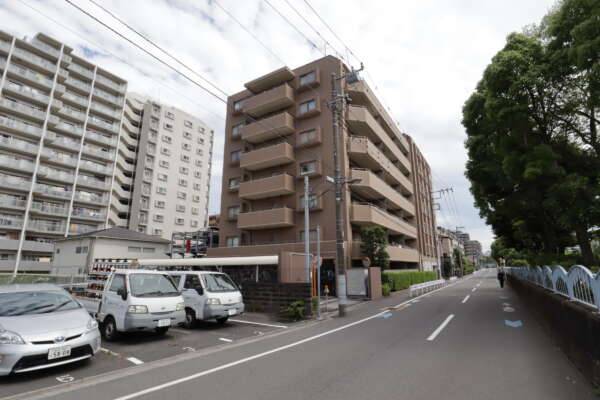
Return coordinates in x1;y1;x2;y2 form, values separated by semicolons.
195;287;204;296
117;288;128;301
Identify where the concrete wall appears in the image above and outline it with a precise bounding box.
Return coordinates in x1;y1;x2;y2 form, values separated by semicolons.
508;275;600;386
241;282;312;314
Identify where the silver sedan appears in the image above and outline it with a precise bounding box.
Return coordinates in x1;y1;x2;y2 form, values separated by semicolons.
0;284;101;376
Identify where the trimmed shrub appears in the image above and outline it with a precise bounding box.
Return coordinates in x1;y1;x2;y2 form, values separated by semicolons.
279;300;306;321
382;270;438;291
382;283;391;296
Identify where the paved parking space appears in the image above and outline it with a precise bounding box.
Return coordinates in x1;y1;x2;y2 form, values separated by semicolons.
0;316;288;399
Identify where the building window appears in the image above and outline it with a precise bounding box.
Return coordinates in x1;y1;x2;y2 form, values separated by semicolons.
233;99;243;112
162;135;172;144
146;155;154;165
179;166;189;175
191;207;199;215
226;237;240;247
181;154;190;163
175;217;184;225
198;138;205;145
179;178;188;187
153;214;164;222
128;246;141;252
300;160;317;175
299;71;316;86
198;126;205;134
161;147;171;156
193;183;201;190
228;206;240;219
195;160;203;167
142;247;155;253
177;191;187;200
75;246;88;254
300;229;318;242
176;204;186;212
197;148;204;156
165;111;175;119
183;131;192;139
164;122;174;130
182;143;191;151
192;195;200;203
184;120;193;128
159;160;169;168
230;150;240;163
300;194;318;210
228;177;240;190
190;220;198;228
156;186;167;194
154;200;165;208
194;170;202;179
299;99;317;115
232;123;243;138
157;173;168;181
153;228;163;235
299;128;317;145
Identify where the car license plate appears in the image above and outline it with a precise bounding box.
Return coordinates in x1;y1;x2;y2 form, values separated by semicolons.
227;309;236;316
157;318;171;327
48;345;71;360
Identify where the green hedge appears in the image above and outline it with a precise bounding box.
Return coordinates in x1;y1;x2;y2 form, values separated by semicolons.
381;270;438;291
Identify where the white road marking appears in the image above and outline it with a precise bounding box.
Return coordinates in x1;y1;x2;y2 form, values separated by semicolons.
170;328;192;335
127;357;144;365
114;278;464;400
462;295;470;304
56;374;75;383
472;287;477;292
229;319;288;329
101;348;120;357
219;337;233;343
427;314;455;341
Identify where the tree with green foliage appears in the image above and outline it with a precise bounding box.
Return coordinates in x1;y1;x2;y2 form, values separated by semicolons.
462;0;599;266
360;226;390;270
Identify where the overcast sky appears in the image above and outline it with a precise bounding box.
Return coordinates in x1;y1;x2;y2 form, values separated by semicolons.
1;0;557;251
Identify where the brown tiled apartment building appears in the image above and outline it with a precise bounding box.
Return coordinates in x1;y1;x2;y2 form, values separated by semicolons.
209;55;438;281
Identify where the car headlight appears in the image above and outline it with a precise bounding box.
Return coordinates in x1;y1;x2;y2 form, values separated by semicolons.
0;327;25;345
86;318;99;333
206;298;221;305
176;302;185;311
127;305;148;314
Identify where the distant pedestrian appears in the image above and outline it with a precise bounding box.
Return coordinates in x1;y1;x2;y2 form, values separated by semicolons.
497;268;506;288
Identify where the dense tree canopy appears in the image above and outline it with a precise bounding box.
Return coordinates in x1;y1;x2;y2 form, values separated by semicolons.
463;0;600;266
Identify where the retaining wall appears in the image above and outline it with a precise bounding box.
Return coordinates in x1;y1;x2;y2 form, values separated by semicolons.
241;282;312;314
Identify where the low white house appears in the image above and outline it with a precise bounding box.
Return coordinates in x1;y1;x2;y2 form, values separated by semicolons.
52;227;171;275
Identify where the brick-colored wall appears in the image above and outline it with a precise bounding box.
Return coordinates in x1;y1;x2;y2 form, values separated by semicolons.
241;282;312;314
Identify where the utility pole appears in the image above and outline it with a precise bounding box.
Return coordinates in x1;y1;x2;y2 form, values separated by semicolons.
304;175;311;283
316;225;321;319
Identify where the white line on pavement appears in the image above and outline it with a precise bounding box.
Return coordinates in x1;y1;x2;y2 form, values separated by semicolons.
219;338;233;343
114;278;464;400
427;314;455;341
229;319;288;329
101;348;120;357
127;357;144;365
462;295;470;304
472;287;477;292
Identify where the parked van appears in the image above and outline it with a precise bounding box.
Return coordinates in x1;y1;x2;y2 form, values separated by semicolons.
167;271;244;328
78;270;185;341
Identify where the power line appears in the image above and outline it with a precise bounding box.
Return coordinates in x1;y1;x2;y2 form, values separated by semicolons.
263;0;321;53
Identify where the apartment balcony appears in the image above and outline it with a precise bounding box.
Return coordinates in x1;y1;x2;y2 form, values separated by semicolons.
347;80;410;154
0;117;42;139
237;207;295;230
30;201;69;217
384;245;420;263
0;260;52;272
79;160;111;175
65;78;92;94
57;106;86;123
239;173;295;200
85;131;116;148
240;112;295;144
68;63;94;80
0;98;47;122
0;175;31;192
27;220;66;235
37;167;75;184
77;176;109;190
0;196;27;211
240;142;295;171
2;81;50;106
87;116;118;133
244;66;295;93
61;91;89;108
7;64;53;90
90;102;119;120
0;155;35;173
242;83;295;118
82;146;114;161
0;136;38;157
0;41;11;54
0;238;53;253
54;122;84;138
45;133;80;152
349;168;415;216
94;74;126;94
350;203;417;238
347;105;411;174
34;183;72;200
11;47;56;74
71;208;105;222
44;151;78;168
348;136;409;188
30;39;60;59
0;217;24;230
92;88;123;107
73;191;107;206
68;224;99;235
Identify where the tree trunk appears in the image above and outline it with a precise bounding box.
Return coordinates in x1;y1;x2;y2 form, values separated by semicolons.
575;224;595;266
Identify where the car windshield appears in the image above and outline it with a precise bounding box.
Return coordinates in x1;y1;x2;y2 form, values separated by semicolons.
129;274;180;297
202;274;238;293
0;290;81;316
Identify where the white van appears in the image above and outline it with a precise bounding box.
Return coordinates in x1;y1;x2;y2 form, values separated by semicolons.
79;270;185;341
167;271;244;328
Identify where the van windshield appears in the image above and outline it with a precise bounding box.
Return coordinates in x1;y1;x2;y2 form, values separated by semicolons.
202;274;238;293
129;274;180;297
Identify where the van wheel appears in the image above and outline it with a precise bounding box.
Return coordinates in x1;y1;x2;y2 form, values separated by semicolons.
216;317;228;325
183;308;196;329
101;317;119;341
155;327;169;336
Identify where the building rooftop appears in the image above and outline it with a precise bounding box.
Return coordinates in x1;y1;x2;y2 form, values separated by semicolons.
56;227;171;244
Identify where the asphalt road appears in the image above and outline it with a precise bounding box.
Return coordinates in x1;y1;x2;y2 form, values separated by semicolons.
4;270;595;400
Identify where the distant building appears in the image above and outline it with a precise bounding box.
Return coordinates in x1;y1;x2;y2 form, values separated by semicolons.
437;227;463;258
464;240;482;265
456;231;471;246
208;214;220;228
52;227;170;274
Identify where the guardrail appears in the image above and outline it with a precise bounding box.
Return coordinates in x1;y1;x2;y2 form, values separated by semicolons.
506;265;600;310
409;279;446;297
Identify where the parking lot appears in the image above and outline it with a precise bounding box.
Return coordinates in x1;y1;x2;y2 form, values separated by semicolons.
0;314;289;399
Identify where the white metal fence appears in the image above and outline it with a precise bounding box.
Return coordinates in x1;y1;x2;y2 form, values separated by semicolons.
506;265;599;310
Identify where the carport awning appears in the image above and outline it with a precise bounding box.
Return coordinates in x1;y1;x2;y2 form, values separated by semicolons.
136;255;278;267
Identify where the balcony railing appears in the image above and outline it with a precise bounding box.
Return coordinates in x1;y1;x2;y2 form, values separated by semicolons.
73;191;107;205
93;88;123;106
68;224;98;234
88;116;118;132
95;74;125;93
77;175;108;189
30;39;60;58
239;173;295;200
0;136;38;154
0;217;24;229
0;175;31;192
239;142;295;171
90;102;119;119
350;202;417;238
3;81;50;104
61;92;89;108
240;112;295;144
69;63;94;79
66;78;92;92
79;160;111;175
0;196;27;209
0;117;42;137
27;220;66;234
12;47;56;73
71;208;105;221
55;122;84;137
34;183;72;199
59;107;86;121
0;98;47;121
237;207;295;230
0;155;35;172
8;64;53;88
82;146;114;160
243;82;295;118
30;201;69;216
85;130;116;146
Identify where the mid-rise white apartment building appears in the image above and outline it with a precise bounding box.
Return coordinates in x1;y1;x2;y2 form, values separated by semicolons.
0;31;126;272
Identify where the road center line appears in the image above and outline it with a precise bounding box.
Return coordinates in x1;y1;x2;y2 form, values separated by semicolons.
427;314;455;341
127;357;144;365
472;287;477;292
462;295;470;304
229;319;288;329
219;338;233;343
114;277;464;400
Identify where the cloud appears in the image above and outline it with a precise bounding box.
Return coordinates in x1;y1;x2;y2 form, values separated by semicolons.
2;0;556;251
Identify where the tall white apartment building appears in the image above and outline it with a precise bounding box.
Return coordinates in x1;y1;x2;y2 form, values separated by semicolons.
0;31;126;273
112;93;213;241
